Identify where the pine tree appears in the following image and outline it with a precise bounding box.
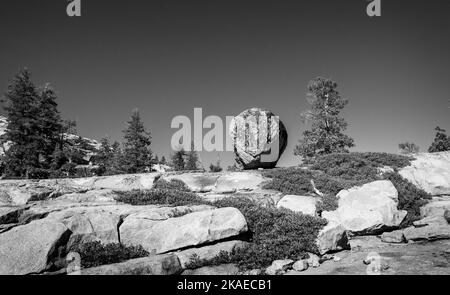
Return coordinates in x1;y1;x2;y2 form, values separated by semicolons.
2;69;46;178
108;141;123;175
37;84;63;164
154;155;160;165
160;156;167;165
120;110;152;173
92;137;114;175
209;154;223;172
185;141;200;171
294;77;354;158
171;148;186;171
428;127;450;153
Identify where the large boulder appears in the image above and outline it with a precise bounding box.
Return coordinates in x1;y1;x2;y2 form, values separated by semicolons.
121;207;248;254
276;195;317;216
229;108;288;169
0;219;70;275
323;180;407;235
399;152;450;195
77;254;182;275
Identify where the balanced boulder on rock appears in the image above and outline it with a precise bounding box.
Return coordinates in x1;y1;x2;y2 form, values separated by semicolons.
229;108;288;170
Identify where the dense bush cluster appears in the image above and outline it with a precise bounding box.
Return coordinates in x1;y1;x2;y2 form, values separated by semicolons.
316;194;339;213
208;197;327;270
70;241;149;268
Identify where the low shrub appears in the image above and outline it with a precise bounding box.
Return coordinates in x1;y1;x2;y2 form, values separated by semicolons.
152;178;191;192
114;178;207;206
185;251;234;269
309;152;412;181
262;168;364;196
114;188;205;206
384;172;432;227
210;197;327;270
310;152;412;174
70;241;149;268
316;194;339;213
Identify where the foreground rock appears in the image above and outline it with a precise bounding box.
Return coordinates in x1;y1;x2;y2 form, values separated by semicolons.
287;237;450;275
175;240;248;269
0;219;70;275
292;260;309;272
229;108;288;169
381;230;405;243
276;195;317;216
121;207;248;254
399;151;450;195
403;224;450;241
316;221;349;254
323;180;407;235
265;259;294;275
76;254;182;275
182;264;240;275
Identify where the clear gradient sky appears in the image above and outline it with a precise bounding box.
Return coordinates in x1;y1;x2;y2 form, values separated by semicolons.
0;0;449;168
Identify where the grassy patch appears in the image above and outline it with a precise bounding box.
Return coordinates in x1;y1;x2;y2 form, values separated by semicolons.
70;241;149;268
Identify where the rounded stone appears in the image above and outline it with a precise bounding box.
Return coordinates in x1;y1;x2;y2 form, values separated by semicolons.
229;108;288;169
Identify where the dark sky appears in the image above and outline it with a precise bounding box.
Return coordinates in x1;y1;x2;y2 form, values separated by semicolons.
1;0;449;168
